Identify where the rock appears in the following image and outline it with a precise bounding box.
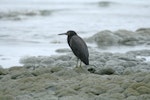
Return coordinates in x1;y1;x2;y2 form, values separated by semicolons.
11;71;33;79
55;88;77;97
1;28;150;100
125;96;138;100
138;94;150;100
109;93;125;100
136;86;150;94
143;74;150;83
134;76;144;82
108;86;124;93
129;82;147;90
15;95;34;100
95;67;115;75
124;88;139;97
0;67;8;75
87;28;150;47
87;30;120;47
0;95;14;100
114;30;138;46
59;95;89;100
53;68;79;79
50;66;65;73
136;28;150;41
74;67;90;74
95;95;112;100
31;67;51;76
98;1;115;7
55;48;71;53
123;68;133;75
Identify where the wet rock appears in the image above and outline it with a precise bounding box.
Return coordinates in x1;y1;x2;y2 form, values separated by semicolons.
50;66;65;73
136;28;150;41
109;93;125;100
15;95;34;100
11;71;33;79
87;30;120;47
95;94;113;100
59;96;87;100
143;74;150;83
2;28;150;100
108;86;124;93
55;48;71;53
127;49;150;56
136;86;150;94
0;95;14;100
0;67;8;75
125;96;137;100
87;28;150;47
55;88;77;97
74;66;90;74
95;67;115;75
124;88;139;97
98;1;114;7
114;30;138;46
138;94;150;100
31;67;51;76
53;68;79;79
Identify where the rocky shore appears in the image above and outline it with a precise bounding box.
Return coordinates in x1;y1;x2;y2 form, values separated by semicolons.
0;28;150;100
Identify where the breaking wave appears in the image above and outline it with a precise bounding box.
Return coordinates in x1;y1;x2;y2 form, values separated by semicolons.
0;9;52;20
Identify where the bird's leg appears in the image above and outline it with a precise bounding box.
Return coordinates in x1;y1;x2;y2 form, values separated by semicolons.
79;60;82;68
76;58;79;67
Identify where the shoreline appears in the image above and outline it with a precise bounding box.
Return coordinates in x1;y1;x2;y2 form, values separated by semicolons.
0;28;150;100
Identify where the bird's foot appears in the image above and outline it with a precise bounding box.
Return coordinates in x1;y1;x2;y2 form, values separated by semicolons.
74;65;89;74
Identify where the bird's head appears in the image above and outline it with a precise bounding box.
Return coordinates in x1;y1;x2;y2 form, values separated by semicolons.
58;30;77;36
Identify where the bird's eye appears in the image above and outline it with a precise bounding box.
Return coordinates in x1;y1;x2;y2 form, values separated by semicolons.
67;32;70;35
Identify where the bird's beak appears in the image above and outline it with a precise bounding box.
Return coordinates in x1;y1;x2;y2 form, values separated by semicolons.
58;33;67;35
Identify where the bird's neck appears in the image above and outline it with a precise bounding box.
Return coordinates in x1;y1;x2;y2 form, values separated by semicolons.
67;34;77;46
67;36;71;46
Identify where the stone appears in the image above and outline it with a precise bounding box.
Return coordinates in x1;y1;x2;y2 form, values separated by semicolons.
59;95;88;100
0;67;8;75
143;74;150;83
126;96;137;100
0;95;14;100
53;68;79;79
136;86;150;94
55;88;77;97
138;94;150;100
124;88;139;97
96;67;115;75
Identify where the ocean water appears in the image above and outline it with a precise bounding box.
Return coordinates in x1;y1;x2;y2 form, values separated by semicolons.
0;0;150;68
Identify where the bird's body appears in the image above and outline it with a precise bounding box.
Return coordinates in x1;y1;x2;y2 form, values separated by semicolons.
59;30;89;67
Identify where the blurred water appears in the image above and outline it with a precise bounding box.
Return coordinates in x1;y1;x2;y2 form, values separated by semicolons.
0;0;150;68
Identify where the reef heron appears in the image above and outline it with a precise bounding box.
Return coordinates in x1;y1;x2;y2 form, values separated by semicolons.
59;30;89;67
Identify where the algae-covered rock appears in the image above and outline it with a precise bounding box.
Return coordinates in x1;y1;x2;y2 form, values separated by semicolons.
0;67;8;75
125;96;138;100
55;88;77;97
87;28;150;47
87;30;120;47
136;86;150;94
138;94;150;100
59;95;89;100
53;68;79;79
0;95;14;100
143;74;150;83
96;67;115;75
1;28;150;100
124;88;139;97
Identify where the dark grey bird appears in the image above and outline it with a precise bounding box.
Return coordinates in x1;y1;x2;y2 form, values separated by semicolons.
59;30;89;67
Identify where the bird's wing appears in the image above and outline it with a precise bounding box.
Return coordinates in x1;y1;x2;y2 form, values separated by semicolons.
69;35;89;64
